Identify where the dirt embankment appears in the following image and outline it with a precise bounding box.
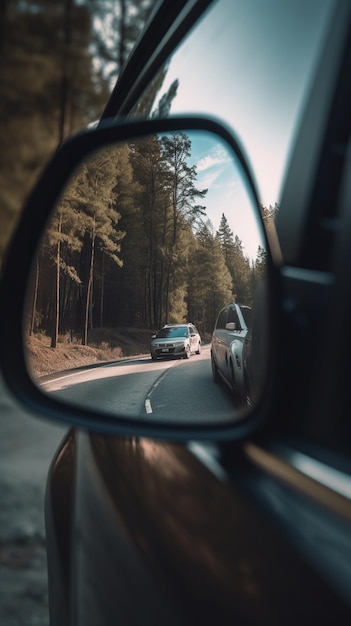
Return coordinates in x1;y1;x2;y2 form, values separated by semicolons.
27;328;153;378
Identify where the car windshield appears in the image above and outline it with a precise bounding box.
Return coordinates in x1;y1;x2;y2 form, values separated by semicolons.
156;327;188;339
133;0;334;216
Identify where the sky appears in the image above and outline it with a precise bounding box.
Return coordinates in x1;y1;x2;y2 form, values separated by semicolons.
187;131;263;260
155;0;335;254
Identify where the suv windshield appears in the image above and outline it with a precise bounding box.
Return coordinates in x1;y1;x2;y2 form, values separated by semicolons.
157;327;189;339
133;0;334;213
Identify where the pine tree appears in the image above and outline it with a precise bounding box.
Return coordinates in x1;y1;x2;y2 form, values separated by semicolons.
160;131;207;320
253;244;267;284
47;199;83;347
66;147;125;344
189;221;233;334
217;213;252;304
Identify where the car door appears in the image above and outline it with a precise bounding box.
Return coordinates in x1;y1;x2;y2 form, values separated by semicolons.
212;305;230;374
226;304;247;391
187;325;195;353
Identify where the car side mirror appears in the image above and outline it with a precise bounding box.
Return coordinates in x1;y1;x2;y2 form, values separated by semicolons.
225;322;236;331
0;116;275;441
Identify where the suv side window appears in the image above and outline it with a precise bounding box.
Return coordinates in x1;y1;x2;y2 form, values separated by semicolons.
240;306;252;329
227;306;241;329
216;308;228;330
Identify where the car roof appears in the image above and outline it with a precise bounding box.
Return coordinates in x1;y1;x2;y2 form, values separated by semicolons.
163;323;193;328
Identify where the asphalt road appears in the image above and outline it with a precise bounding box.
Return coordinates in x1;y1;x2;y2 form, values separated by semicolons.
0;372;67;626
40;345;239;424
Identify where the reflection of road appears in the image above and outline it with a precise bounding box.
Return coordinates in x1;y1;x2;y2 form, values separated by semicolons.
40;345;239;424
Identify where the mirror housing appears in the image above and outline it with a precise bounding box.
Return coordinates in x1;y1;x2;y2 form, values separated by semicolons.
0;116;276;441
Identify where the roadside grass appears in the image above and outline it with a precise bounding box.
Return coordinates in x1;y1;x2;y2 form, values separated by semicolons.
27;328;153;378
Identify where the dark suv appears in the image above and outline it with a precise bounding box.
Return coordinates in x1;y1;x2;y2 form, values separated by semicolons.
211;303;252;402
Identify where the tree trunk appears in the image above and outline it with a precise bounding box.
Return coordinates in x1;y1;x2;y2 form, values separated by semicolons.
29;256;40;336
51;210;62;348
83;231;95;346
59;0;73;144
99;251;105;328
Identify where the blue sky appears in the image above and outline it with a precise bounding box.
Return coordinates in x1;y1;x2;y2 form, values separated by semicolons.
187;131;263;259
156;0;335;254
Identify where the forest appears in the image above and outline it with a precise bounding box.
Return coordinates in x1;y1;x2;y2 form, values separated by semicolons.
0;0;157;263
1;1;276;349
27;129;272;347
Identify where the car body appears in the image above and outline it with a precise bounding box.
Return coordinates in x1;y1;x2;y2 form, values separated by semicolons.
242;278;269;407
150;323;201;359
1;2;351;626
211;302;252;403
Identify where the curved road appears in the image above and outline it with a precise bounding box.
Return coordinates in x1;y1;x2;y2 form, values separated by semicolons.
40;345;240;424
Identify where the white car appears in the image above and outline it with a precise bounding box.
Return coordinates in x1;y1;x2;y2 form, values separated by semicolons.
150;323;201;360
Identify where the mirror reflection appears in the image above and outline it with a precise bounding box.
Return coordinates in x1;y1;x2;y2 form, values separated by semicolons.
25;129;270;424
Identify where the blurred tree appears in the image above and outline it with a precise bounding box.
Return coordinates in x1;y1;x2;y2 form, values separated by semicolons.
253;244;267;284
0;0;156;266
87;0;156;83
0;0;110;265
260;202;279;225
152;79;179;118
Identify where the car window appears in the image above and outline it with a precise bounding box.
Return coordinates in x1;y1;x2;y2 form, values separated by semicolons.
132;0;334;215
216;309;228;330
157;327;185;338
240;306;252;329
227;306;241;329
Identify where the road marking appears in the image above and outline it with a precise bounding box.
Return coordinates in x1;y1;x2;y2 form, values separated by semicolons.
145;398;153;414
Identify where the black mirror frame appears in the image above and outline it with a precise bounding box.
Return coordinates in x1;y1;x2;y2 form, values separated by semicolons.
0;115;277;441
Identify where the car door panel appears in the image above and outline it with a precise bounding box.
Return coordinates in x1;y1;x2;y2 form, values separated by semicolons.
45;430;76;626
46;432;351;626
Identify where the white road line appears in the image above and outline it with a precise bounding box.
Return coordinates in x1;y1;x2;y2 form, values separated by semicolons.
145;398;153;414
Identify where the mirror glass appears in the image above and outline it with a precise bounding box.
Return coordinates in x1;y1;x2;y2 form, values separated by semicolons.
24;129;269;424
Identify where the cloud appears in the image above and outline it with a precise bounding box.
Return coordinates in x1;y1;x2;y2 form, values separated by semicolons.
196;146;232;189
197;154;222;172
196;146;228;172
199;169;222;188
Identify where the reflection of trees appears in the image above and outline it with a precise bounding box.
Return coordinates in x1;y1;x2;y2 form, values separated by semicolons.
217;213;252;304
29;134;269;346
260;203;279;224
188;221;232;336
152;79;179;118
